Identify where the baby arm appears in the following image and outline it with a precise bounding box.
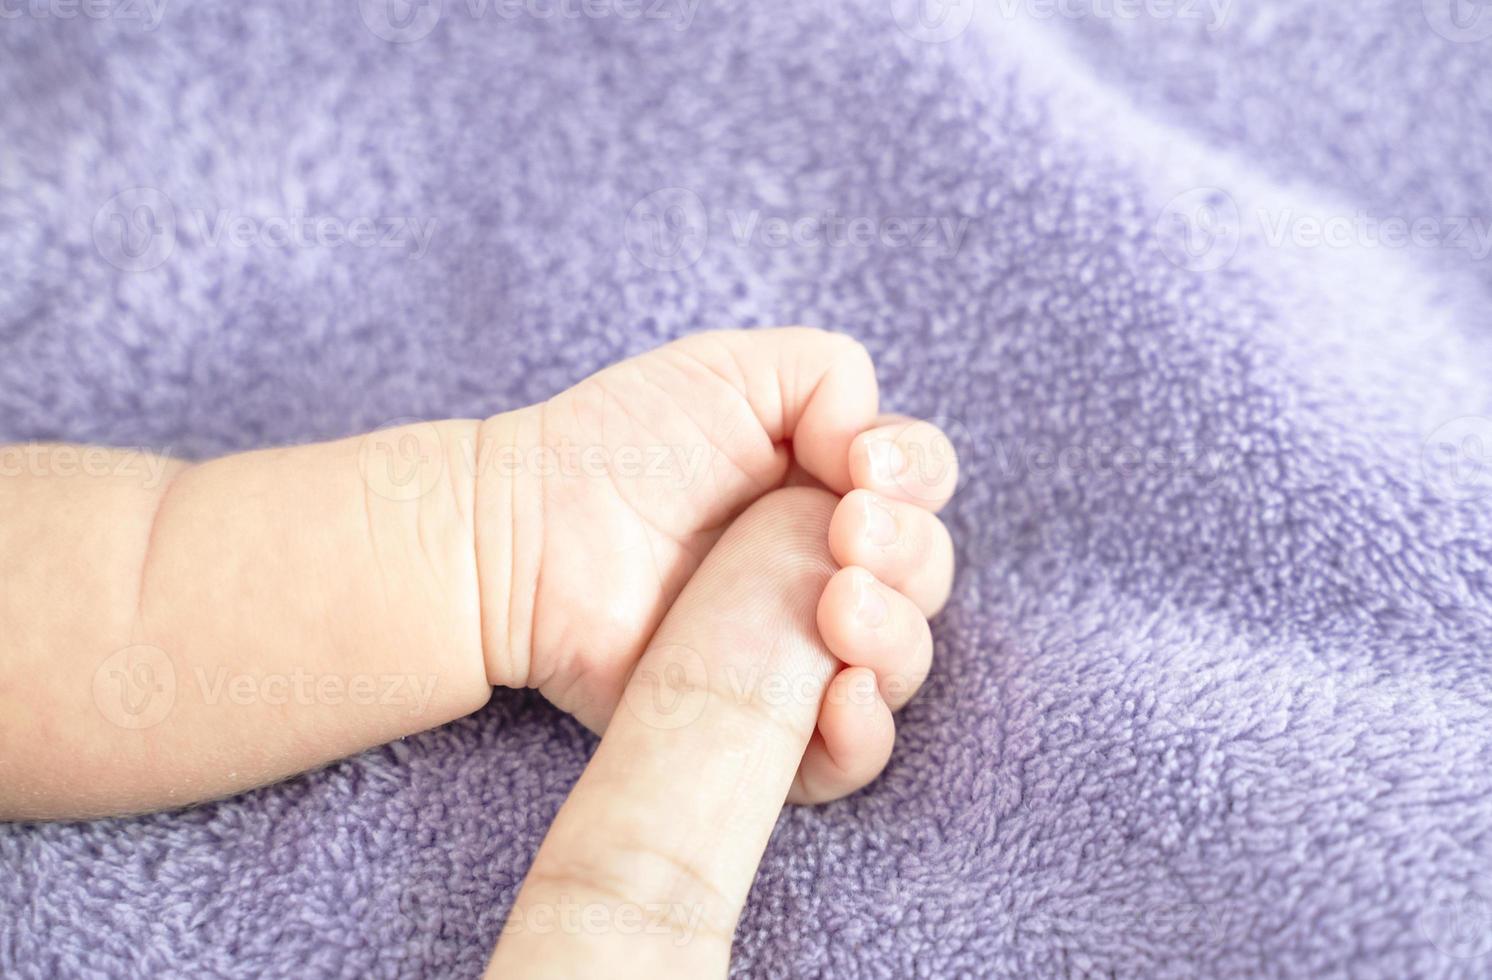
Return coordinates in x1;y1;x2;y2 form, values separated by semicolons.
0;327;956;821
0;421;495;819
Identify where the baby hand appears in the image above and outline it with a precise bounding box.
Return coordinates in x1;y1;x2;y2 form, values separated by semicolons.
475;328;958;746
795;421;958;802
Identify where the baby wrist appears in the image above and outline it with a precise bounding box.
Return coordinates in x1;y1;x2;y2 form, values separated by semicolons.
472;405;547;691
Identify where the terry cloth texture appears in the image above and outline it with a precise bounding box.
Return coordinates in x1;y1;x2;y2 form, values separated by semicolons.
5;0;1492;976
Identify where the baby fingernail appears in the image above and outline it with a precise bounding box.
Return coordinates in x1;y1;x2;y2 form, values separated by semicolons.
863;495;897;545
854;572;889;628
867;439;906;482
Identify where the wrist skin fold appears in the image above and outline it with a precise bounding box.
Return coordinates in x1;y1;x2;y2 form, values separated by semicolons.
473;405;546;693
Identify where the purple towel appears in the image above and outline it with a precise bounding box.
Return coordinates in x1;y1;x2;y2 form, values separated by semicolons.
5;0;1492;975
